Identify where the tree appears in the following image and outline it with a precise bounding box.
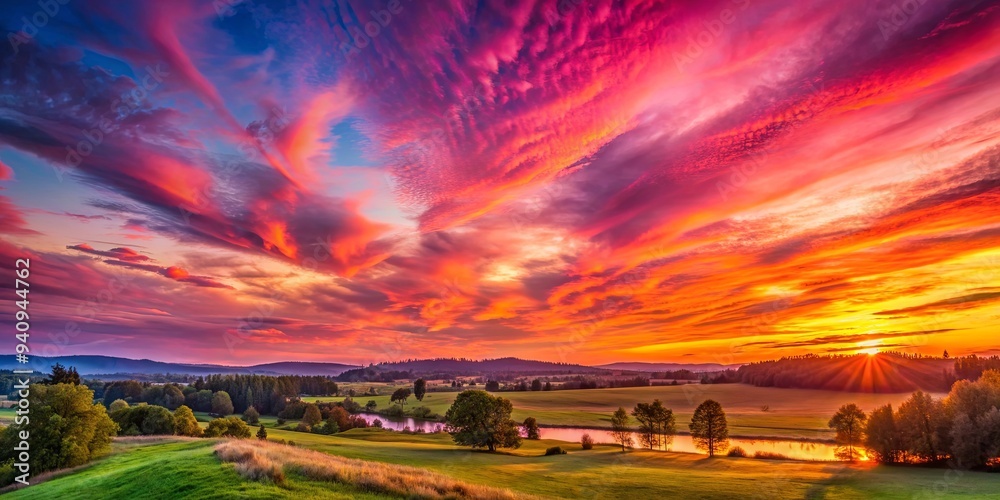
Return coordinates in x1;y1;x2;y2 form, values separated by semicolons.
581;433;594;450
523;417;541;440
829;403;867;462
485;380;500;392
531;379;543;392
365;400;378;412
390;388;411;406
611;407;633;451
204;417;252;438
632;403;658;450
0;383;116;476
162;384;185;410
444;390;522;452
689;399;729;457
413;379;427;401
945;369;1000;467
897;390;943;462
321;416;340;435
302;403;322;427
257;424;268;441
864;404;901;463
141;405;176;435
174;405;202;437
211;391;235;416
108;399;130;413
943;350;950;359
43;363;81;385
243;406;260;425
544;381;552;391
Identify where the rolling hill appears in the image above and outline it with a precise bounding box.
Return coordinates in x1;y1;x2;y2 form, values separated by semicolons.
2;356;359;377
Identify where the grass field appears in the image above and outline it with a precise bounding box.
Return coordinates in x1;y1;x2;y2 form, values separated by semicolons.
2;438;394;499
7;431;998;499
304;384;938;440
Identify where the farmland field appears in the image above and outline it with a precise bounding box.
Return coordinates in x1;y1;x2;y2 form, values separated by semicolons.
304;384;940;440
7;431;998;499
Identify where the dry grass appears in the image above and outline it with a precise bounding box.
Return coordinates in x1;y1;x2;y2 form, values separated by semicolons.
214;440;534;499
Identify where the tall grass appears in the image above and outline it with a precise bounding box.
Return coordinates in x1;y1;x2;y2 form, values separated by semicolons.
215;440;533;499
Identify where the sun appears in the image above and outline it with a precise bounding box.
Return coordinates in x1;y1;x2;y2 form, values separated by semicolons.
857;338;882;356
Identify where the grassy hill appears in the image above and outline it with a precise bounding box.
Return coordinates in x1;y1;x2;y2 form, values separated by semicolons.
7;432;999;499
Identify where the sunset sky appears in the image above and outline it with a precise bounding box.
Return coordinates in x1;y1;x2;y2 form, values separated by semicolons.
2;0;1000;366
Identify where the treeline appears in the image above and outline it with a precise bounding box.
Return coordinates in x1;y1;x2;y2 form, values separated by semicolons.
737;353;953;392
954;355;1000;381
831;369;1000;469
101;373;338;416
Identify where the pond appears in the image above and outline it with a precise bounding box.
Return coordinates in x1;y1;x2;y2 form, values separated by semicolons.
352;413;855;461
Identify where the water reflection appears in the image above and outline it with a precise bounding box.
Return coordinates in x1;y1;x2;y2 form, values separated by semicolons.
353;413;853;461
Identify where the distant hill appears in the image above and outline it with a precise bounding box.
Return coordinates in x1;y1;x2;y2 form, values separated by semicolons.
597;362;741;373
2;356;358;377
371;357;606;375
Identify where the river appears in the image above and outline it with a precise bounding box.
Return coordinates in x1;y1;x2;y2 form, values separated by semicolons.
352;413;852;461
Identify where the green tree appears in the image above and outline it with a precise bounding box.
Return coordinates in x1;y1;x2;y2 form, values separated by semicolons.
243;406;260;425
523;417;540;440
162;384;185;410
43;363;81;385
173;405;202;437
365;400;378;412
302;403;322;427
413;379;427;401
211;391;235;416
256;424;268;441
140;405;176;435
945;370;1000;467
864;404;901;464
0;384;116;476
204;417;251;438
108;399;129;413
531;379;543;392
611;407;633;451
444;390;522;452
897;391;943;462
689;399;729;457
390;388;412;406
829;403;867;462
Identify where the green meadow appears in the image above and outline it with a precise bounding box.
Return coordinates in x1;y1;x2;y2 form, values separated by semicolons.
304;384;936;440
7;430;998;499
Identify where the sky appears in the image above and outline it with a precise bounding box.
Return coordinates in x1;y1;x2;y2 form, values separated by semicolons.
1;0;1000;366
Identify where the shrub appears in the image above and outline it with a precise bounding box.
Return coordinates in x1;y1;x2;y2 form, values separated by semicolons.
174;405;202;437
753;451;790;460
243;407;260;425
544;446;567;456
581;433;594;450
276;418;286;425
295;422;312;433
256;425;268;440
372;419;383;428
205;416;252;438
727;446;747;457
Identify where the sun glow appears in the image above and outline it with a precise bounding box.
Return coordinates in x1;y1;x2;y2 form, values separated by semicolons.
857;339;882;356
